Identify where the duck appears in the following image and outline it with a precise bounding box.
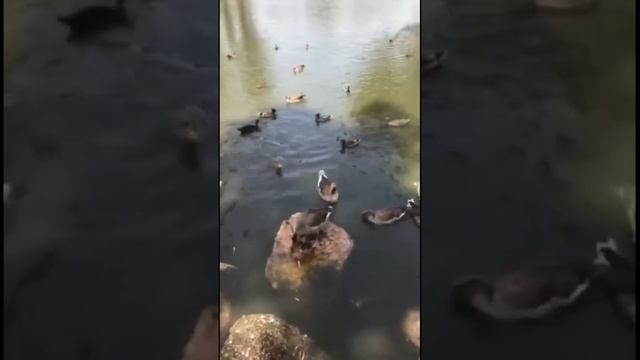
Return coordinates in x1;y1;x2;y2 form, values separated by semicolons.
257;108;277;119
388;118;411;127
293;64;305;74
177;116;204;170
361;200;413;225
274;44;279;51
220;262;238;272
343;84;351;94
273;156;285;176
406;198;420;227
317;170;339;204
339;138;360;153
226;53;236;60
290;206;335;241
592;239;635;326
315;113;332;124
237;119;260;136
423;50;447;74
57;0;132;41
451;266;593;321
285;93;305;103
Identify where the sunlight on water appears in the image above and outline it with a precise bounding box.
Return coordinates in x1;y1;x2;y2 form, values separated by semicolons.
220;0;420;358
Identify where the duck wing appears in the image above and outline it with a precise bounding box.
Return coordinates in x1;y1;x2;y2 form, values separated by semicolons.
373;207;406;222
494;268;588;310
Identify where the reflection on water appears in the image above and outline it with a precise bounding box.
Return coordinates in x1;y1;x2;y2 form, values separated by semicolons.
220;0;419;358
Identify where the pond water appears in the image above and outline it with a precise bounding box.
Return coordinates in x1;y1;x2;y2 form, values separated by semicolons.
422;0;635;359
4;1;218;359
219;0;420;358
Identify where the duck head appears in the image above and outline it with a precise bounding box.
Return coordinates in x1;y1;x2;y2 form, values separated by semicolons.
451;277;494;318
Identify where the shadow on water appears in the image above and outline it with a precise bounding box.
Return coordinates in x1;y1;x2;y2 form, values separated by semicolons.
422;0;634;359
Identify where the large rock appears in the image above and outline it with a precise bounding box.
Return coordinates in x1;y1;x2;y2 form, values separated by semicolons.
402;309;420;349
221;314;328;360
265;213;354;290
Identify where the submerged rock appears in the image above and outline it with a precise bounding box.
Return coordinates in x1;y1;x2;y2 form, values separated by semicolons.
181;306;218;360
402;308;420;349
265;213;354;290
220;314;328;360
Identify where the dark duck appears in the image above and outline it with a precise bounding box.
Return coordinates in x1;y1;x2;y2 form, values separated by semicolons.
177;117;203;170
58;0;133;42
237;119;261;136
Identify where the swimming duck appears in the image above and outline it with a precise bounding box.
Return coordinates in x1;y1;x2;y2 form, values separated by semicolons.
592;239;636;326
177;116;203;169
315;113;332;124
423;50;447;74
388;118;411;127
237;119;260;136
257;108;277;119
57;0;132;41
451;266;592;321
226;53;236;60
361;200;412;225
220;262;238;272
406;198;420;227
317;170;339;204
339;138;360;153
293;64;305;74
285;93;305;103
273;156;285;176
344;85;351;94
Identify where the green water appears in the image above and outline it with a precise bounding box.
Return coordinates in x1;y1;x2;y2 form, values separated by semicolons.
219;0;420;358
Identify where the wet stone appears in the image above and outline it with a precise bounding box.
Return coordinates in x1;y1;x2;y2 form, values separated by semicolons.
265;213;354;291
220;314;328;360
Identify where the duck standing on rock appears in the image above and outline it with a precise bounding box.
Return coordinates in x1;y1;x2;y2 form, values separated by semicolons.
57;0;132;41
237;119;260;136
291;206;335;243
317;170;338;204
257;108;277;119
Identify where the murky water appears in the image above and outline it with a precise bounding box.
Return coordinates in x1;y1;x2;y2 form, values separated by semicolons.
422;0;634;359
4;1;218;359
219;0;420;358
